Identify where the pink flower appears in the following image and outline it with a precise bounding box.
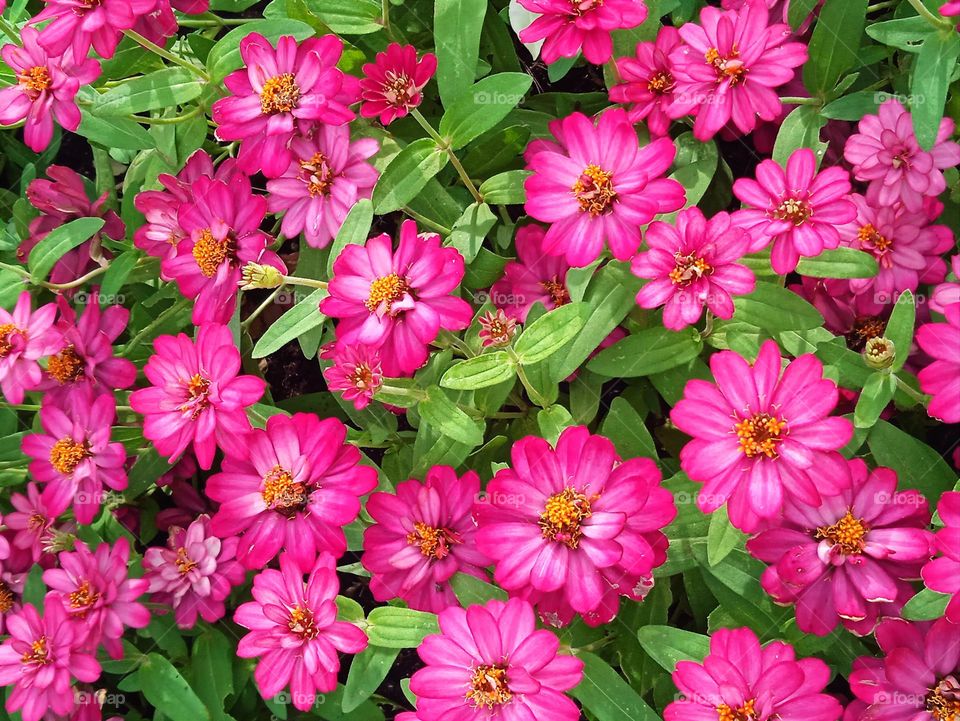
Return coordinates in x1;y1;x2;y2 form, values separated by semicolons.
670;340;854;533
732;149;858;274
0;565;24;635
207;412;377;569
0;596;101;721
411;597;583;721
917;303;960;423
843;99;960;213
665;627;842;721
489;224;571;322
931;255;960;314
321;220;473;376
31;0;155;60
212;33;359;178
517;0;648;65
235;552;368;711
360;43;437;125
478;309;518;347
0;292;60;404
747;459;933;636
322;343;383;410
632;207;755;330
129;323;265;469
362;466;491;613
266;126;379;248
142;514;245;629
790;276;891;352
0;27;100;152
944;1;960;16
4;483;60;564
43;538;150;659
524;109;685;266
670;0;808;141
922;491;960;623
475;426;675;626
21;389;127;524
609;26;686;136
131;0;210;45
162;174;284;325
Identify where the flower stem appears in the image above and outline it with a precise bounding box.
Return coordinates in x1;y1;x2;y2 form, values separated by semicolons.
410;109;484;205
0;403;40;411
402;207;452;235
506;347;548;407
241;286;284;330
122;299;190;357
381;0;393;36
281;275;328;290
128;104;205;125
904;0;952;28
0;17;20;43
779;96;820;106
895;375;929;406
123;30;210;81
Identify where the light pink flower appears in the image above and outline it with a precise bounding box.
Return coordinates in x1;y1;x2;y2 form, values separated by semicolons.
524;108;685;266
609;26;686;136
916;303;960;423
0;563;24;635
4;483;60;564
31;0;155;60
921;491;960;623
931;255;960;314
517;0;648;64
322;343;383;410
0;292;60;404
359;43;437;125
671;340;854;533
632;207;755;329
489;224;571;322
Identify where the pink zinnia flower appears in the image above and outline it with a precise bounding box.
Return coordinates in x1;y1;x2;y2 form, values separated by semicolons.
478;309;518;347
922;491;960;623
129;323;265;469
0;27;100;152
4;484;59;564
931;255;960;314
632;207;755;330
360;43;437;125
321;220;473;376
665;627;842;721
411;597;583;720
609;26;685;136
21;389;127;524
235;552;368;711
266;126;379;248
670;0;808;141
670;340;854;533
917;303;960;423
322;343;383;410
132;0;210;45
142;514;245;629
790;276;892;352
0;564;24;635
489;224;571;322
524;108;685;266
0;596;101;721
162;174;284;325
0;292;60;404
517;0;648;65
732;148;858;274
31;0;155;60
212;33;359;178
844;99;960;213
362;466;491;613
475;426;675;626
943;0;960;16
43;537;150;659
207;412;377;569
747;458;933;636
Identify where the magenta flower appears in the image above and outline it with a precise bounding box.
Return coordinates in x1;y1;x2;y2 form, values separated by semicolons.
489;224;571;321
665;627;842;721
944;0;960;16
322;343;383;410
632;207;755;330
917;303;960;423
921;491;960;623
0;564;24;635
212;33;359;178
0;27;100;152
732;149;857;274
411;597;583;720
31;0;155;60
747;459;933;636
609;26;685;136
4;483;59;564
129;323;265;469
132;0;210;45
670;1;808;141
478;309;518;348
21;389;127;524
931;255;960;314
266;126;379;248
524;109;685;266
790;276;891;352
321;220;473;376
142;514;245;629
162;174;284;325
475;426;675;626
360;43;437;125
0;596;101;721
207;412;377;569
362;466;491;613
0;291;60;404
671;340;854;533
235;552;368;711
43;537;150;659
517;0;648;64
844;99;960;213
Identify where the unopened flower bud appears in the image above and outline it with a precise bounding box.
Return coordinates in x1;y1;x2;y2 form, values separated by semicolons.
864;336;895;370
240;262;283;290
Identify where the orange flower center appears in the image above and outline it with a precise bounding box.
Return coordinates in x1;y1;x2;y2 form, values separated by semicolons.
365;273;409;313
192;228;234;277
175;547;197;575
846;315;888;351
407;522;463;560
262;466;307;514
647;70;674;94
49;437;90;475
68;579;101;615
540;278;570;307
260;73;301;114
573;164;617;216
539;488;593;548
927;675;960;721
669;253;713;286
180;373;211;420
466;665;512;708
773;197;813;226
0;323;25;358
349;364;377;390
18;66;52;94
21;636;51;666
706;46;746;85
0;582;14;613
299;152;336;197
857;224;893;264
734;413;788;459
27;513;46;532
288;604;320;640
717;699;757;721
47;345;85;384
816;510;868;555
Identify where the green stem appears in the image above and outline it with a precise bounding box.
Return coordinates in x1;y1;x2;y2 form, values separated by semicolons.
0;16;20;43
123;30;210;81
241;287;284;330
867;0;898;12
128;104;204;125
779;96;820;106
904;0;952;28
410;109;484;204
0;403;40;411
381;0;393;37
402;206;452;235
41;264;110;290
282;275;328;290
122;299;189;357
506;347;548;407
895;375;929;406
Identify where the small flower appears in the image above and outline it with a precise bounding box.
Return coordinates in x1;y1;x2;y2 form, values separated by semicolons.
943;0;960;17
4;483;60;564
922;491;960;623
478;309;517;347
360;43;437;125
31;0;155;60
410;598;583;721
930;255;960;314
235;552;368;711
322;343;384;410
863;336;896;370
0;565;24;635
609;26;685;136
916;303;960;423
0;291;60;404
240;262;284;290
489;224;571;322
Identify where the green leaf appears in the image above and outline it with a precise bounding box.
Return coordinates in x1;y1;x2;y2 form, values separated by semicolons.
451;573;508;605
366;607;438;648
207;20;314;82
734;281;824;333
77;111;156;150
854;372;896;429
886;290;917;372
661;132;718;219
434;0;487;106
327;199;374;276
868;420;958;503
93;69;203;116
706;506;745;567
440;352;516;390
795;248;879;279
911;32;960;150
865;17;935;53
589;326;702;377
251;288;327;359
803;0;868;95
22;565;46;608
772;105;828;167
419;386;485;446
302;0;382;34
28;217;104;282
821;90;883;120
139;653;210;721
514;302;587;365
373;138;450;214
636;626;711;672
189;631;234;721
571;652;661;721
478;170;531;204
788;0;820;29
343;645;401;713
601;397;658;461
902;588;951;620
446;202;497;263
537;404;574;444
439;73;533;150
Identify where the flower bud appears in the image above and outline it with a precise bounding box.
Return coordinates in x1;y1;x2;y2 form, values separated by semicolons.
240;262;283;290
863;336;895;370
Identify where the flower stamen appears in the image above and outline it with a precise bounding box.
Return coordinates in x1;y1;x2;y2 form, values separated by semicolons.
733;413;788;459
0;323;26;358
49;437;90;475
573;164;617;216
816;510;868;555
262;466;307;515
407;522;463;560
365;273;410;314
669;253;713;286
47;345;85;384
466;664;512;708
260;73;300;114
539;488;593;548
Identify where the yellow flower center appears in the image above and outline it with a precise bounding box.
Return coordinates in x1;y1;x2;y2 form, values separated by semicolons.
647;70;674;94
857;223;893;257
773;197;813;226
669;253;713;286
21;636;51;666
261;466;307;514
816;510;868;555
0;323;25;358
18;66;52;94
192;228;233;278
540;278;570;307
706;46;746;85
846;315;888;352
49;437;90;475
175;547;197;575
927;675;960;721
466;665;512;708
407;522;463;560
365;273;409;313
180;373;211;420
288;604;320;640
539;488;593;548
717;699;757;721
260;73;301;114
572;164;617;216
68;580;101;615
47;345;85;384
298;152;336;197
734;413;788;459
0;582;14;613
